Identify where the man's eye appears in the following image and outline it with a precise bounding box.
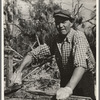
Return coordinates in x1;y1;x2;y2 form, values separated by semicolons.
56;22;60;25
63;21;68;23
64;21;67;23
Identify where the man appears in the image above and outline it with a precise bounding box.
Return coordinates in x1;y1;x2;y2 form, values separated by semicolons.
10;9;96;100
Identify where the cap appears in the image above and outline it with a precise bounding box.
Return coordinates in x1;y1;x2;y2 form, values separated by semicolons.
53;9;74;21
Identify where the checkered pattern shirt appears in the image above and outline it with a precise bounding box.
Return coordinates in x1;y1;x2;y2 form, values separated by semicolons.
28;28;95;72
58;29;95;71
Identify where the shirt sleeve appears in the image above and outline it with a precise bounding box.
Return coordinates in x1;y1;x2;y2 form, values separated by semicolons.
27;43;51;60
73;32;89;69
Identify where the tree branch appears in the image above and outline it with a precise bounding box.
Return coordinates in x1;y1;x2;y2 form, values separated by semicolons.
7;46;24;58
4;23;24;32
22;41;37;50
36;34;40;46
83;6;93;11
74;4;78;15
88;20;96;25
13;58;22;62
75;4;83;16
82;15;96;23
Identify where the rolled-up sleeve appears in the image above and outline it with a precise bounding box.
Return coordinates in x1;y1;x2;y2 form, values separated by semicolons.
27;43;51;60
73;33;88;69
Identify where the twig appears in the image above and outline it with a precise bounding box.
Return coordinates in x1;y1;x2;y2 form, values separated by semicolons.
83;6;93;11
88;21;96;25
22;41;37;50
75;4;83;16
74;4;78;14
7;46;23;58
22;67;40;80
22;42;31;46
13;63;18;66
13;58;22;62
36;34;40;46
31;41;37;49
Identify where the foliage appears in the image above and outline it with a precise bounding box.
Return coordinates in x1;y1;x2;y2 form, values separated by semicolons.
4;0;61;92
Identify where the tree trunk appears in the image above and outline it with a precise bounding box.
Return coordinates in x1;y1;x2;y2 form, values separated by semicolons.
6;51;13;87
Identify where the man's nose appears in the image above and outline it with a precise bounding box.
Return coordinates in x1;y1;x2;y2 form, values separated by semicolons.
59;23;64;27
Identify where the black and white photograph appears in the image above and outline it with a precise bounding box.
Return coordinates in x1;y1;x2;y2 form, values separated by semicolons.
3;0;97;100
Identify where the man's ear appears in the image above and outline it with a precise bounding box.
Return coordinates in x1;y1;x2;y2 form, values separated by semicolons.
70;22;73;27
70;18;75;27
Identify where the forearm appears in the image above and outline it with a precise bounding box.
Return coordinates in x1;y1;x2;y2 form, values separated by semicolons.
66;67;85;90
18;43;51;72
19;55;33;72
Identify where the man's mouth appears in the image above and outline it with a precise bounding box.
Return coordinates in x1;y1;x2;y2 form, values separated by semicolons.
61;29;66;31
60;28;65;30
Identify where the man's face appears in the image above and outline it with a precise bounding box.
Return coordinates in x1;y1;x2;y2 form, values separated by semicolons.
55;18;71;36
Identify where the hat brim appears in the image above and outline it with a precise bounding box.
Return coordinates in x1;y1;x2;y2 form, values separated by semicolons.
54;15;74;22
54;13;70;18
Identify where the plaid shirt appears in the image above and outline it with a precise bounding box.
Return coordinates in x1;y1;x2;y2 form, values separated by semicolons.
57;29;95;71
28;28;95;73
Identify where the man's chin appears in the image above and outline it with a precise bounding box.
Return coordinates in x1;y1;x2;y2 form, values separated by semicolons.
60;30;67;35
60;32;67;36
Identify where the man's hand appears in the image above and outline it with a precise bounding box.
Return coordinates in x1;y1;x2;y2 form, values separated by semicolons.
56;87;73;100
10;71;22;86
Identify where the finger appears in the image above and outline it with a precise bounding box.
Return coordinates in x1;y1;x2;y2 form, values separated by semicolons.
56;94;62;100
56;95;65;100
57;94;70;100
56;92;66;99
56;92;62;99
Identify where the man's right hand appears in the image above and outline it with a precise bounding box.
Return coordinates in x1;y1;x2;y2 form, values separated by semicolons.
56;87;73;100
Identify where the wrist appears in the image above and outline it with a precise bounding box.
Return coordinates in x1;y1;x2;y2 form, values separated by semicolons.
66;81;76;90
64;86;73;94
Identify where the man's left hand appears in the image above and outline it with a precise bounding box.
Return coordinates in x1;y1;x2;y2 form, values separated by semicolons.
56;87;73;100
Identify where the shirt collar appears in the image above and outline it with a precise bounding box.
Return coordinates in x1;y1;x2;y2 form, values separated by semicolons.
64;28;74;43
